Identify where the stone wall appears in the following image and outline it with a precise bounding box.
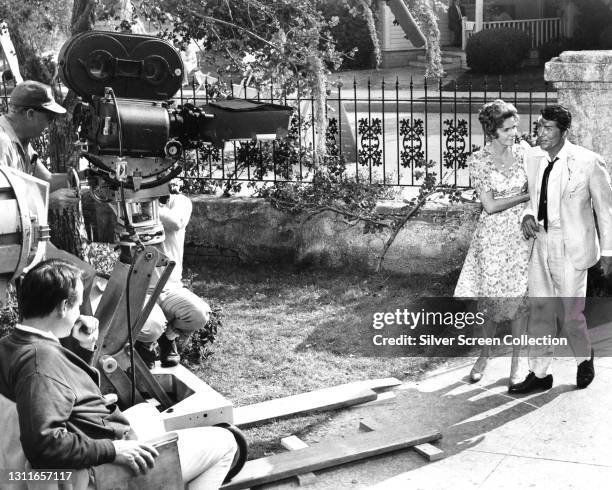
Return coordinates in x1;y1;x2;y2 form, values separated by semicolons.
81;192;481;275
545;51;612;167
183;196;480;275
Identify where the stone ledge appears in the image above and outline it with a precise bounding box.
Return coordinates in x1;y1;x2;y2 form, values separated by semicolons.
185;196;480;274
82;193;480;275
546;51;612;84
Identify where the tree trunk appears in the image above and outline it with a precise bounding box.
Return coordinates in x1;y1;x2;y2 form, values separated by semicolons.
47;0;97;172
45;0;97;255
48;189;89;259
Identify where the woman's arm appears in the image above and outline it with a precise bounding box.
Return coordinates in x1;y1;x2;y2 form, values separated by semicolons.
479;189;529;214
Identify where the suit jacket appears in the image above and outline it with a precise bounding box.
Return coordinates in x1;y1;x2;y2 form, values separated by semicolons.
523;140;612;270
448;4;466;32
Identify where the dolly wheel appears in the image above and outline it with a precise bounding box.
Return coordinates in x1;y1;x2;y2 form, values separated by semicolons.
217;423;248;482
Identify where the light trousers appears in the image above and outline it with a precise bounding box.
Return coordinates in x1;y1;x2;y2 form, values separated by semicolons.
527;228;590;377
138;287;211;344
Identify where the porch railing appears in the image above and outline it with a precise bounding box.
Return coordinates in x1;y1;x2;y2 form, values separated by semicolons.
483;18;563;49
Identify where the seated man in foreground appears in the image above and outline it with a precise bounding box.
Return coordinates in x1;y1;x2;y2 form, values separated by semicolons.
0;259;236;489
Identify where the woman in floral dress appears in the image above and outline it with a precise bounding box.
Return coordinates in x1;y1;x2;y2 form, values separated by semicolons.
455;100;532;387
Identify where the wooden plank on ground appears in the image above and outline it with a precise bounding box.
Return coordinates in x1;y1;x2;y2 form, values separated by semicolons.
360;418;445;462
280;436;317;486
351;391;396;409
413;443;445;462
232;378;400;429
358;377;402;393
221;426;441;490
233;386;377;428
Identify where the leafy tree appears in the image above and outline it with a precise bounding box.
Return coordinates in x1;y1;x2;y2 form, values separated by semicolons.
0;0;72;83
2;0;442;170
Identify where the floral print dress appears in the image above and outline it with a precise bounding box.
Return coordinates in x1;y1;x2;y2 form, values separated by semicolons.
454;144;531;322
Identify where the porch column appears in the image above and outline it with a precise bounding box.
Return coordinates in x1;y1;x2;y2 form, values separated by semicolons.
474;0;483;31
545;51;612;168
563;0;577;38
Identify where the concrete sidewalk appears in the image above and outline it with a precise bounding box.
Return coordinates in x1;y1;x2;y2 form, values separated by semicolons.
368;353;612;489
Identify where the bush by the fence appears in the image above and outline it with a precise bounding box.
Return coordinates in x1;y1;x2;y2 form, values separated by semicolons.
466;28;530;73
538;37;576;66
574;0;612;49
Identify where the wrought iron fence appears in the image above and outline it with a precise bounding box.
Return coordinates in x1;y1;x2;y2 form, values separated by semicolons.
0;74;553;190
178;74;553;190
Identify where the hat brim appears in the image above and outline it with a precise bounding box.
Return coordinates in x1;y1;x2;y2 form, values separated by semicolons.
41;100;67;114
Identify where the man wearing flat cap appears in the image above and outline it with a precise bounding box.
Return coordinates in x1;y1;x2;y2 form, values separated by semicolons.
0;80;67;187
0;80;95;308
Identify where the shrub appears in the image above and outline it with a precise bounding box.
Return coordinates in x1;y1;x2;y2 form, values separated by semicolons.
0;287;18;340
573;0;612;49
466;28;531;74
181;305;221;365
538;37;575;66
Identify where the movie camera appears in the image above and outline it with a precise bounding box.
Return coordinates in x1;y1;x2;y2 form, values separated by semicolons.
58;30;292;246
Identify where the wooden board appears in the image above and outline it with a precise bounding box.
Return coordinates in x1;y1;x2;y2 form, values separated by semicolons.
280;436;317;486
221;426;441;490
351;391;396;409
232;378;400;428
234;388;376;428
154;364;234;431
360;418;445;462
413;443;445;462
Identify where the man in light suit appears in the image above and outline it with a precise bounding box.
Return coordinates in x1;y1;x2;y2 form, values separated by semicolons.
510;105;612;394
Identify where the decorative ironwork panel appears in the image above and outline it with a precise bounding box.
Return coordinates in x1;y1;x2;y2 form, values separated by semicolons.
399;118;424;168
357;118;382;167
443;119;469;169
326;117;338;149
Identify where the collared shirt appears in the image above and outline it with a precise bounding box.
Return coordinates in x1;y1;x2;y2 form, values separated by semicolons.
535;144;567;230
0;115;36;174
14;323;60;343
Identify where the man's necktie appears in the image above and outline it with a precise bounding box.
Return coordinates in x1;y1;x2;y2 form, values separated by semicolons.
537;157;559;231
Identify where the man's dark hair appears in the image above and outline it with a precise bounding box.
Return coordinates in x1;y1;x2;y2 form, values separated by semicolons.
540;105;572;133
19;259;82;319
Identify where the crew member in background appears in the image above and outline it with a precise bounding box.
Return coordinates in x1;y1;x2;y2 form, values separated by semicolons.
0;80;96;306
135;180;212;368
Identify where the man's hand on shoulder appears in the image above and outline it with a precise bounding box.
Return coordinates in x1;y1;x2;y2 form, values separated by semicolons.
521;215;540;239
601;256;612;278
71;315;99;350
112;440;159;474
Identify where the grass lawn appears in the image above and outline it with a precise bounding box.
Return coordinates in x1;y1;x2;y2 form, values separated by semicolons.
184;262;468;457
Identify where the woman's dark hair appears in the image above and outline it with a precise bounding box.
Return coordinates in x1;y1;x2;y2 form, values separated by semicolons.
19;259;82;320
540;105;572;133
478;99;519;139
